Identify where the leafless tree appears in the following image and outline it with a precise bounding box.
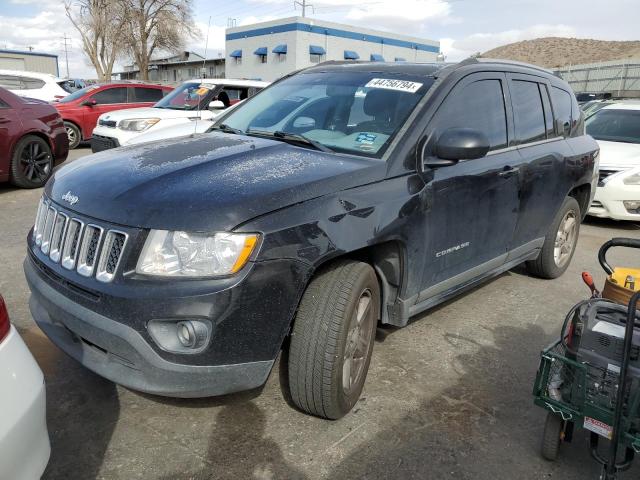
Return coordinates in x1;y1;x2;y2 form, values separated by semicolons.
120;0;198;80
65;0;125;81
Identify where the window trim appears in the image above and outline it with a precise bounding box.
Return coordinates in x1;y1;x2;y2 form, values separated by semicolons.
505;73;550;146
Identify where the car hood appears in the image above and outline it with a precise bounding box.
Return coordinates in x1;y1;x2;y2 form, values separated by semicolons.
46;133;384;231
124;120;213;145
100;107;215;122
597;139;640;170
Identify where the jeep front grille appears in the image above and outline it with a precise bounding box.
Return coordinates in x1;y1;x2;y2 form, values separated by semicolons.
33;198;129;282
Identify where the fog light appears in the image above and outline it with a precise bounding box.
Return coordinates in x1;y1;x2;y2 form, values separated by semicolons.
147;318;212;354
623;201;640;214
177;321;196;347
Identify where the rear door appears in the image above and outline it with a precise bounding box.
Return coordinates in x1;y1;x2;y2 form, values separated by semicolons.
85;86;128;137
0;93;20;178
505;74;575;255
132;86;165;105
417;72;521;301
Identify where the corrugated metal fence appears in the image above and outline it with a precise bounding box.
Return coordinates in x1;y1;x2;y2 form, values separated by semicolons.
554;59;640;97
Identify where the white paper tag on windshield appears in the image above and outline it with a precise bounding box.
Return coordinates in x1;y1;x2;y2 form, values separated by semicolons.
365;78;423;93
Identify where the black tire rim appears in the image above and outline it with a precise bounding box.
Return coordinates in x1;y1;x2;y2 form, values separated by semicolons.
19;141;51;183
343;288;374;395
66;125;78;146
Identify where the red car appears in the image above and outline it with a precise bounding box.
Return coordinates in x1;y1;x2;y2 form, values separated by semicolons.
0;87;68;188
54;82;173;148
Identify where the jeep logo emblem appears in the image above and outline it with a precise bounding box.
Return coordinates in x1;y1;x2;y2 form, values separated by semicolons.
62;191;79;206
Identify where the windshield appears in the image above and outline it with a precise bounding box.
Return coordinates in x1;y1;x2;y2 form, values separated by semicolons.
216;71;433;158
58;85;100;103
586;108;640;144
154;82;218;110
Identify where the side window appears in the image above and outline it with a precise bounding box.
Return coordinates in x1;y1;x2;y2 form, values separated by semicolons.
20;77;45;90
511;80;546;144
0;75;21;88
92;87;127;104
134;87;164;103
437;79;508;150
551;86;572;136
0;98;9;108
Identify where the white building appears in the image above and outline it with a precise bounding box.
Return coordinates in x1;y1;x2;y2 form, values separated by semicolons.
225;17;440;81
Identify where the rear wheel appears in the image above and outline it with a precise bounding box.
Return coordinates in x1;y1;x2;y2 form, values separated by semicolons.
527;196;580;279
64;121;81;149
541;412;564;461
10;135;53;188
287;260;380;419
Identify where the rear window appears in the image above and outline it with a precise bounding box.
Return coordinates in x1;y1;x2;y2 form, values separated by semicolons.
134;87;164;102
551;86;572;136
511;80;546;144
0;74;44;90
586;109;640;144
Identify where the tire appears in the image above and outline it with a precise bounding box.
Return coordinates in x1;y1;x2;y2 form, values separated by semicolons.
288;260;380;419
527;196;581;279
64;121;81;149
541;412;563;461
10;135;54;188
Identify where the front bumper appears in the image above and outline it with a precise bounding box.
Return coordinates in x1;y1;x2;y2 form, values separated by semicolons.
588;179;640;221
91;125;137;151
0;327;50;480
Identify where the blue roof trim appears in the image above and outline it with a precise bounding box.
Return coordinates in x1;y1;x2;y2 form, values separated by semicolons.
227;23;439;53
344;50;359;60
272;44;287;54
370;53;385;62
229;49;242;58
0;48;58;59
254;47;268;56
309;45;326;55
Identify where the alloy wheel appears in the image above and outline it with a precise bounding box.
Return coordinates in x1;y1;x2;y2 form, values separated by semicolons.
342;288;374;395
554;209;577;267
19;141;51;183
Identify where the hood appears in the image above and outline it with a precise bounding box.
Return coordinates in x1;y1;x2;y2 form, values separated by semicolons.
46;133;384;231
597;139;640;170
99;106;214;122
125;120;213;146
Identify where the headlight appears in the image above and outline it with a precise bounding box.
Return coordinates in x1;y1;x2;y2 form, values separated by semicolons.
119;118;160;132
136;230;260;277
623;171;640;185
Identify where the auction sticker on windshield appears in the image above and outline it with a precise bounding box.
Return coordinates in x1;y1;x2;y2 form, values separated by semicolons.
365;78;423;93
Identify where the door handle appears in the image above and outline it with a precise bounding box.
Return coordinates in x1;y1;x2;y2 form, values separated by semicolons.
498;166;519;178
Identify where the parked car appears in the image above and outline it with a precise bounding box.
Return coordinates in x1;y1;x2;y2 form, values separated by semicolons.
90;79;268;152
54;82;174;149
0;87;69;188
587;102;640;221
25;59;597;419
0;295;50;480
581;99;617;119
576;92;612;105
0;69;71;102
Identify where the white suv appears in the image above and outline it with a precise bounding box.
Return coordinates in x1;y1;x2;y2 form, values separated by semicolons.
0;69;71;102
587;102;640;221
90;78;268;152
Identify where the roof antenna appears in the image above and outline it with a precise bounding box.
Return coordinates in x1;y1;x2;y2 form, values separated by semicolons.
194;15;212;136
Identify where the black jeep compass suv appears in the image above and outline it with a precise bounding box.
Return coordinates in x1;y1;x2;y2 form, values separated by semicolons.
25;59;598;419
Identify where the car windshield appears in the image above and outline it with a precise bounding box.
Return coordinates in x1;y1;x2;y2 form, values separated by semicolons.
154;82;217;110
58;85;100;103
586;108;640;144
215;71;434;158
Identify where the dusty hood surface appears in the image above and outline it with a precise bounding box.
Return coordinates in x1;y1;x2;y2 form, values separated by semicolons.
46;132;384;231
98;106;215;122
597;139;640;170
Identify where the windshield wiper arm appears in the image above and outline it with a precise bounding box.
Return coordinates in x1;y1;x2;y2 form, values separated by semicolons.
211;124;244;135
272;131;333;152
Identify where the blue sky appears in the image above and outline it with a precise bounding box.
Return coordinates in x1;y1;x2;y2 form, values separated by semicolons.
0;0;638;77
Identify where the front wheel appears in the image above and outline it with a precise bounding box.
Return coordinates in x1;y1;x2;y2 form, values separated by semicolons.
527;196;581;279
287;260;380;419
541;412;564;461
64;121;81;149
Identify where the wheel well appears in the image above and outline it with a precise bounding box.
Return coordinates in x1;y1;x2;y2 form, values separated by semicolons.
63;119;83;140
13;132;53;158
314;241;405;326
568;184;591;220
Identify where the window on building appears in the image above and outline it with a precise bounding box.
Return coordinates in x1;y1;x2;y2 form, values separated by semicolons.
511;79;547;144
92;87;127;104
436;78;508;151
235;57;242;65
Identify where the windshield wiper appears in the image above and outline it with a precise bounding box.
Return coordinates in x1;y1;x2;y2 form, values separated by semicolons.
211;124;244;135
265;130;333;152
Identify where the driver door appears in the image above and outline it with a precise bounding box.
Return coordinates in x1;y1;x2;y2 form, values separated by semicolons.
416;72;521;302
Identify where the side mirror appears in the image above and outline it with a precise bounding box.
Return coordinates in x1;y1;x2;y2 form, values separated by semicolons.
81;98;97;107
209;100;225;110
555;118;570;136
425;128;490;167
292;116;316;129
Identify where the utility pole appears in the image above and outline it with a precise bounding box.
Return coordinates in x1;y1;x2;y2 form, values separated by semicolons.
61;34;71;78
294;0;314;17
